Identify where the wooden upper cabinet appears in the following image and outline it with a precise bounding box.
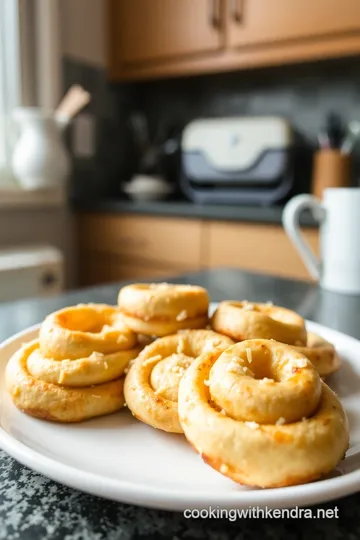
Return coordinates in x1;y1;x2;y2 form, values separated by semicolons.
109;0;224;66
108;0;360;80
228;0;360;48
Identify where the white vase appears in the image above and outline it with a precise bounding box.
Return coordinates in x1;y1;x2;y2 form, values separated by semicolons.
11;107;70;190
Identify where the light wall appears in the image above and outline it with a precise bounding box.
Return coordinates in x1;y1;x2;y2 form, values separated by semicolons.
60;0;106;66
0;207;76;289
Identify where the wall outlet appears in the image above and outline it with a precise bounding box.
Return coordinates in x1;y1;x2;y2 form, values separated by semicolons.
72;113;96;158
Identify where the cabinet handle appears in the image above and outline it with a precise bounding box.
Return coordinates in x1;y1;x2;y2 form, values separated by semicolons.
231;0;243;22
209;0;221;28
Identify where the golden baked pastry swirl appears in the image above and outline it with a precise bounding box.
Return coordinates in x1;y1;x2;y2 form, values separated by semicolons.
40;304;137;359
6;303;141;422
294;332;341;378
178;339;349;488
124;329;234;433
211;301;307;345
26;345;140;387
118;283;209;336
5;341;126;422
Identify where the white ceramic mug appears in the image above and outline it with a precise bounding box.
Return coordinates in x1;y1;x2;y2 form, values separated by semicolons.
282;188;360;295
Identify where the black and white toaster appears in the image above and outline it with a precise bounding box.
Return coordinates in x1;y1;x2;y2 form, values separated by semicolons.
180;117;309;205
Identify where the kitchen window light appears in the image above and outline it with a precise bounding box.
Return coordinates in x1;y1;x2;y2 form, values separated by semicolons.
0;0;21;187
0;0;64;207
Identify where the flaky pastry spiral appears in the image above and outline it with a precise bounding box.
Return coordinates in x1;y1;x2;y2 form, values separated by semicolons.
124;329;234;433
211;301;307;345
26;345;140;387
178;339;349;488
40;304;137;359
5;340;126;422
118;283;209;336
6;303;141;422
294;332;341;378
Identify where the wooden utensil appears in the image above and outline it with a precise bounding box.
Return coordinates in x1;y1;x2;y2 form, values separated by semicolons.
55;85;91;125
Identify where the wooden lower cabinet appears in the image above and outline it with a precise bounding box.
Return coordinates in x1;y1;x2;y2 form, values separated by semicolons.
77;213;319;286
79;253;186;287
205;221;319;280
77;213;203;268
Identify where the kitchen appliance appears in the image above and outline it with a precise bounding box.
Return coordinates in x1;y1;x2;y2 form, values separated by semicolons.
0;245;64;302
181;117;301;205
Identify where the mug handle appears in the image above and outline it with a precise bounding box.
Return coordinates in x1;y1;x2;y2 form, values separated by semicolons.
282;194;325;280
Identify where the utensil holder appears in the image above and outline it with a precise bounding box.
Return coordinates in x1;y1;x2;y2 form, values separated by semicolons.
311;149;351;199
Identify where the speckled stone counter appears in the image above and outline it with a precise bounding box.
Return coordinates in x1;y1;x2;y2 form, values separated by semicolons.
0;269;359;540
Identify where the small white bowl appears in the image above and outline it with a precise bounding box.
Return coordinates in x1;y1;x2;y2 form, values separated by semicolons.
123;175;173;201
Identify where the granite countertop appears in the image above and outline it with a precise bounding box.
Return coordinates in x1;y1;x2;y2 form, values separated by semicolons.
72;198;317;227
0;268;359;540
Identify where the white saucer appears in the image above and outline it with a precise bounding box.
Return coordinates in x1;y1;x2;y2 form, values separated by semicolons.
0;307;360;510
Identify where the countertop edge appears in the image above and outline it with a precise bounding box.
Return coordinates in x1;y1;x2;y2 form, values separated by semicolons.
71;198;318;227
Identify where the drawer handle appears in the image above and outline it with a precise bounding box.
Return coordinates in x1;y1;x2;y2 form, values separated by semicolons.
209;0;222;28
231;0;243;22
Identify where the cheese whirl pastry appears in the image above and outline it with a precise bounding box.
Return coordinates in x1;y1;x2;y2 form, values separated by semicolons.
124;329;234;433
212;301;307;345
178;339;349;488
6;303;141;422
118;283;209;336
6;341;126;422
294;332;341;378
26;345;140;387
40;304;137;359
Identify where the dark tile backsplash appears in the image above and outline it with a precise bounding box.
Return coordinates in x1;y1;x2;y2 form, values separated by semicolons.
63;56;360;200
62;58;138;199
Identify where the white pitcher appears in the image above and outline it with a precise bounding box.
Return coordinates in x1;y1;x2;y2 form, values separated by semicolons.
11;107;70;190
283;188;360;295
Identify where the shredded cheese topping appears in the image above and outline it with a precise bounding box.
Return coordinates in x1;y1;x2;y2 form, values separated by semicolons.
259;377;275;384
89;351;104;360
295;359;308;368
143;354;162;366
176;310;188;321
177;337;186;354
154;386;168;396
245;421;259;430
150;282;170;289
203;340;215;353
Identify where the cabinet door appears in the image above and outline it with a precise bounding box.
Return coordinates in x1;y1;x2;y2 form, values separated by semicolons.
79;254;179;287
77;214;203;269
110;0;224;66
228;0;360;48
206;221;319;281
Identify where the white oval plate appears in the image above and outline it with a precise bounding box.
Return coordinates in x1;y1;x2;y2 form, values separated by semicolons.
1;309;360;510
